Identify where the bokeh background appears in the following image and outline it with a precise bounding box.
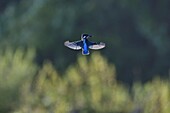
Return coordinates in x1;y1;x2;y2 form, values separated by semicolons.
0;0;170;113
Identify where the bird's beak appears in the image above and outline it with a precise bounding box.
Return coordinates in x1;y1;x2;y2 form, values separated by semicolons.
88;35;92;38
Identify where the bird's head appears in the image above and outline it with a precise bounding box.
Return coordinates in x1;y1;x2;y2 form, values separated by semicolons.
81;33;92;40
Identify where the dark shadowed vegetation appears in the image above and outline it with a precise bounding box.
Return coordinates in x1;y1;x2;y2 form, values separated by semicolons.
0;0;170;113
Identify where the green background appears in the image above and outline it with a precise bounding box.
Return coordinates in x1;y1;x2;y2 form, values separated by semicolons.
0;0;169;113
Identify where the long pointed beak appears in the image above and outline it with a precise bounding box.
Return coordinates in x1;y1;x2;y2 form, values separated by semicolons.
88;35;92;38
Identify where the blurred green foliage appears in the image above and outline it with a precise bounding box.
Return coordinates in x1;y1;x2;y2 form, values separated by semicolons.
0;48;169;113
0;48;37;112
0;0;170;84
13;52;132;113
0;0;170;113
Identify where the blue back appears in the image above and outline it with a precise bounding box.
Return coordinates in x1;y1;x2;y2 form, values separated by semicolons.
82;38;89;55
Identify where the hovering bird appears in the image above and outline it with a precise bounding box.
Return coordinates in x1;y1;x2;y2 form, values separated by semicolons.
64;34;105;55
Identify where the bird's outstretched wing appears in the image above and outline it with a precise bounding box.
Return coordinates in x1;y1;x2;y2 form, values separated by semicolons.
88;41;105;50
64;40;83;50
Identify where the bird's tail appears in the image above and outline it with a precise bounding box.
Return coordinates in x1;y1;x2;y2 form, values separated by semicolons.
82;50;90;55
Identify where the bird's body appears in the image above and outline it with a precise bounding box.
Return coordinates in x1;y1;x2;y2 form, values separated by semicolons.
82;38;89;55
64;34;105;55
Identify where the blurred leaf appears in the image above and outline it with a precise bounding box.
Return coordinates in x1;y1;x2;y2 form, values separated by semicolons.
0;47;37;112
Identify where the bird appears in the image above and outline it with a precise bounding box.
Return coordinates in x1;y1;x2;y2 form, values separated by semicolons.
64;33;105;55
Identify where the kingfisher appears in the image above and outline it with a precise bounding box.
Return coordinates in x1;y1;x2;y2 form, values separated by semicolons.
64;34;105;55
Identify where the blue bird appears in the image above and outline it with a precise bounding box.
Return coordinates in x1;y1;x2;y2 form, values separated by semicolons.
64;34;105;55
